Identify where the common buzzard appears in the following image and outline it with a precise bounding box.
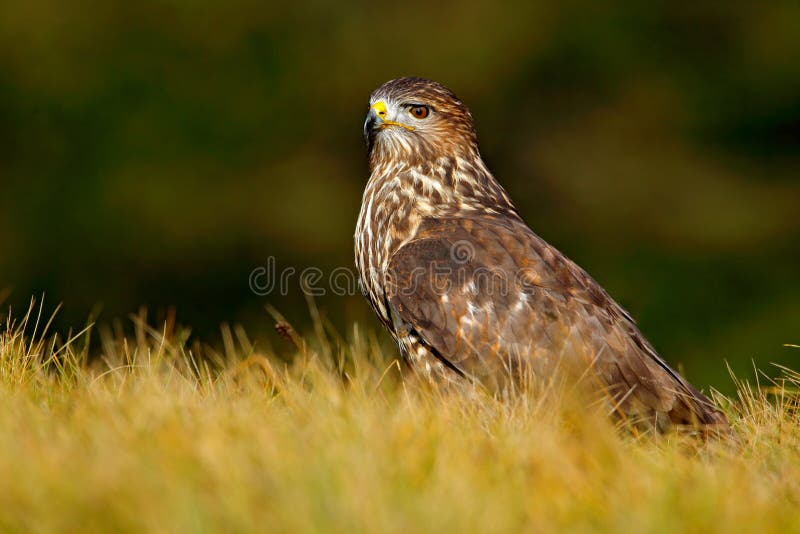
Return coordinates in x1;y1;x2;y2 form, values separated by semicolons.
355;77;727;432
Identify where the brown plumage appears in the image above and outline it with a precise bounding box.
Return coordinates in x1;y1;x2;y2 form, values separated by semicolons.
355;77;728;433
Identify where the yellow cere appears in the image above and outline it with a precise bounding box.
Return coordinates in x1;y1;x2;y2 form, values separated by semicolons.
371;100;388;118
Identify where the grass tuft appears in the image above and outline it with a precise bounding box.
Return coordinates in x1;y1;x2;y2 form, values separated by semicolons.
0;300;798;532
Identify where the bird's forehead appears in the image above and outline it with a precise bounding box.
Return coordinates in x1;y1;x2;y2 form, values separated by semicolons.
369;77;459;107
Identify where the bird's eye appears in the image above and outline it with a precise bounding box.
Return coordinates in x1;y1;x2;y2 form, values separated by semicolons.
408;105;430;119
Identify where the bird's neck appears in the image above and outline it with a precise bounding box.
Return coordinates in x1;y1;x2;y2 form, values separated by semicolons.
356;153;520;279
365;153;518;218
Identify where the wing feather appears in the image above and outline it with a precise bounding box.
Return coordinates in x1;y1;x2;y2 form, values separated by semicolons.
385;215;726;428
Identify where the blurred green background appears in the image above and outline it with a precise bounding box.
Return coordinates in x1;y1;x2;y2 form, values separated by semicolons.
1;1;798;391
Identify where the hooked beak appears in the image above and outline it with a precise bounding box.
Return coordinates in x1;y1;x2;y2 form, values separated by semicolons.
363;100;415;145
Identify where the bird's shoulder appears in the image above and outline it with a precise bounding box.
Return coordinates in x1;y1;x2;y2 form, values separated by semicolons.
386;213;632;323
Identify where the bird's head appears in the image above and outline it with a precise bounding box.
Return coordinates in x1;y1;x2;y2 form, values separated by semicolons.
364;77;479;166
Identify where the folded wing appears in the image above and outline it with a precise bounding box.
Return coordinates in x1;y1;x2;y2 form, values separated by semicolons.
385;216;727;429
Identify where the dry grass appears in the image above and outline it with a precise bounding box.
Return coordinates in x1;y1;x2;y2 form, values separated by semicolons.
0;301;798;533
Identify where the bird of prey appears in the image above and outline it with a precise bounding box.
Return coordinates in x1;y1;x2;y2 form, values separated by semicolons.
355;77;727;432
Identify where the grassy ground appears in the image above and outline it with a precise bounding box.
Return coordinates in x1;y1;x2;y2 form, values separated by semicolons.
0;302;798;533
